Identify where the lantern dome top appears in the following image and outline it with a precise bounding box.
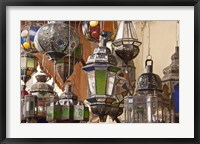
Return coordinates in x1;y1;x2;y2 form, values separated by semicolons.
136;59;162;92
86;46;117;66
162;46;179;82
30;74;54;93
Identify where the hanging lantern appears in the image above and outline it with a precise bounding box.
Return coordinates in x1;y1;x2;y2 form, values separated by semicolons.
73;102;84;121
21;21;43;53
34;21;79;61
112;21;141;65
24;94;37;122
56;55;74;84
129;59;172;123
59;85;76;122
21;50;38;83
82;21;118;43
162;46;179;123
30;73;58;120
82;37;121;122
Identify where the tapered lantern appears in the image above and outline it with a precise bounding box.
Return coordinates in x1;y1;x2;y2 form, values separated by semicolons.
112;21;141;65
82;37;120;122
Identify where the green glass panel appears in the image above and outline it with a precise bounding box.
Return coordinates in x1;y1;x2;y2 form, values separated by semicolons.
30;101;34;111
96;70;106;95
84;108;89;119
62;106;69;120
27;57;34;69
54;106;62;119
108;66;120;72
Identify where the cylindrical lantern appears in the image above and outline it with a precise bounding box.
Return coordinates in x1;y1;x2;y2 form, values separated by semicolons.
82;36;121;122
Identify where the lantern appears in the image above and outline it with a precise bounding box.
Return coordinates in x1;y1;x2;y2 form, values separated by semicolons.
82;21;118;43
24;94;37;122
21;21;42;53
56;55;74;84
112;21;141;65
30;73;58;120
21;50;38;83
162;46;179;123
21;80;29;122
129;59;172;123
73;102;84;121
59;85;76;122
82;37;121;122
34;21;79;61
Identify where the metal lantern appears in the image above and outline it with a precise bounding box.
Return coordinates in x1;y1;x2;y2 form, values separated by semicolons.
73;102;84;121
112;21;141;65
24;94;37;122
56;55;74;83
162;46;179;123
127;59;172;123
21;50;38;83
34;21;79;61
59;85;76;122
21;21;42;53
30;73;58;120
82;37;121;122
82;21;118;43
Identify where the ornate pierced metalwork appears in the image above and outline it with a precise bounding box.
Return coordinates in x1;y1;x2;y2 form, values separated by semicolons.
137;59;162;91
34;21;79;60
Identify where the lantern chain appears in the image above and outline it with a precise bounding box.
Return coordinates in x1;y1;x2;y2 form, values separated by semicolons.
147;21;152;60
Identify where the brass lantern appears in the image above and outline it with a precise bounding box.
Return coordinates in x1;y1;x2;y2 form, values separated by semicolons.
82;37;121;122
21;50;38;83
127;59;172;123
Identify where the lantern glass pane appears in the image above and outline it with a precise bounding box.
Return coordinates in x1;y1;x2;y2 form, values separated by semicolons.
96;70;106;95
87;71;96;96
27;57;35;69
21;57;27;68
124;96;134;123
73;105;84;121
106;71;115;96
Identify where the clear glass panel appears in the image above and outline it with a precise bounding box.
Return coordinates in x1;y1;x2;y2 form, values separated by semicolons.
27;57;35;69
96;70;106;95
73;105;84;121
87;71;96;96
21;57;27;68
106;71;115;96
124;96;134;123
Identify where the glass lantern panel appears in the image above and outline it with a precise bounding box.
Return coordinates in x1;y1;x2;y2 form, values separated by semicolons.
87;71;96;96
106;71;115;96
27;57;35;69
96;70;106;95
124;96;134;123
73;105;84;121
21;57;27;68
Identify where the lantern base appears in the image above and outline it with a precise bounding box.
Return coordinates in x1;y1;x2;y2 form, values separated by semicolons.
45;51;66;61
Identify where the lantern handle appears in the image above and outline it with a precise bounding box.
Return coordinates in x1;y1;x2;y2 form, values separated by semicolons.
145;59;153;67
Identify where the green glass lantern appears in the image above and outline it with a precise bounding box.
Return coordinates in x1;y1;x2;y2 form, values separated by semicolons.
21;50;38;83
82;36;121;122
